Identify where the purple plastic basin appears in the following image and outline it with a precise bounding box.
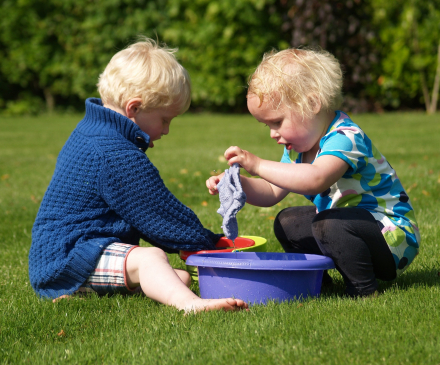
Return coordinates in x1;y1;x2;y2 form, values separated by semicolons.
186;252;335;305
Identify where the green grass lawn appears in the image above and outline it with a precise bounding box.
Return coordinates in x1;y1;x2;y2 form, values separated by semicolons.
1;111;439;364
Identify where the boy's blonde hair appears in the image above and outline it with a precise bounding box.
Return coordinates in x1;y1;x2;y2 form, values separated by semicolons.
248;48;343;118
98;37;191;113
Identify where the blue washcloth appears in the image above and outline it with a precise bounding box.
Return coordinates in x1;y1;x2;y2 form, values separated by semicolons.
217;163;247;241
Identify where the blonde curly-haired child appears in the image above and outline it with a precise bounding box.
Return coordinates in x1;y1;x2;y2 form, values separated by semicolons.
207;48;420;297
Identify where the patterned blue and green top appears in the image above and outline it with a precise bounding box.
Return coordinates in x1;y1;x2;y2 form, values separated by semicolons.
281;111;420;275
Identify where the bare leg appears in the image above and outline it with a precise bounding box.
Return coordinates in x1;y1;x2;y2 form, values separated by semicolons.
174;268;191;288
125;247;248;313
53;258;190;303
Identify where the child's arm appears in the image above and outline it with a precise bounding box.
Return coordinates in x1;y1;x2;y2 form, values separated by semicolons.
101;149;219;251
207;171;289;207
227;146;349;195
207;146;349;207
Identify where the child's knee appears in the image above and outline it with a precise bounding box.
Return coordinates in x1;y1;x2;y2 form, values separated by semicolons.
129;246;169;267
144;246;169;263
311;210;342;255
273;207;296;243
126;246;170;286
273;209;287;241
175;269;191;287
311;209;341;239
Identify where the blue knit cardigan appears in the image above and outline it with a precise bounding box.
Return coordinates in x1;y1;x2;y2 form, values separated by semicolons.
29;98;218;299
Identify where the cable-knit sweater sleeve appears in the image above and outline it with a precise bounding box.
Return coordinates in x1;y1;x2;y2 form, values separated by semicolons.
98;140;217;252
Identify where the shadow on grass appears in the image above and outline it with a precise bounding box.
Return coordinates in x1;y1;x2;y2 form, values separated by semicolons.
319;266;440;300
388;268;440;290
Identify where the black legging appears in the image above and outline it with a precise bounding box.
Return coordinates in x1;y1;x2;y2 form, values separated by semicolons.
274;206;397;296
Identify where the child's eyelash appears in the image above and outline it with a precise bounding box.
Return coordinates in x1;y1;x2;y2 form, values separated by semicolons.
264;121;280;126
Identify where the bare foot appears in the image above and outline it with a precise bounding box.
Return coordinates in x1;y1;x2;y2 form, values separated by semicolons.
52;292;87;303
182;298;249;314
52;295;72;303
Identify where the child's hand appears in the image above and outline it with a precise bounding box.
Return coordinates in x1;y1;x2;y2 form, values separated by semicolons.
225;146;260;176
206;172;225;195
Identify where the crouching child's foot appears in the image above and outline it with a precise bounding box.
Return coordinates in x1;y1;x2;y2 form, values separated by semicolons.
52;294;86;302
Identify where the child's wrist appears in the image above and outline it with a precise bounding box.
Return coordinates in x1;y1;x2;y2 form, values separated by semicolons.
251;157;261;176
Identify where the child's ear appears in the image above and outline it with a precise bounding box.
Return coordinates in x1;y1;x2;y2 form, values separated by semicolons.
308;94;321;115
125;98;143;118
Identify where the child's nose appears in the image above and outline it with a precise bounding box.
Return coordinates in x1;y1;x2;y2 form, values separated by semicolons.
270;129;279;139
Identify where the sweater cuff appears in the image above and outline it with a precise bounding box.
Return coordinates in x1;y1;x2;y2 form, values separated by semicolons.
205;230;223;247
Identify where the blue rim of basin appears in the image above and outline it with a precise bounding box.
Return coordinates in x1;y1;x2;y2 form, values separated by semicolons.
186;252;335;271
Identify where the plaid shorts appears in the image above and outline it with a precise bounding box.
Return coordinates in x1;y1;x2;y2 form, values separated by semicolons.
78;243;142;296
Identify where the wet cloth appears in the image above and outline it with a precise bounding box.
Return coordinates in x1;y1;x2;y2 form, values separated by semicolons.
280;110;420;275
217;163;247;241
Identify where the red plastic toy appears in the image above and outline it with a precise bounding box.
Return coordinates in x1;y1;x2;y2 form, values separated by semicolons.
179;237;255;261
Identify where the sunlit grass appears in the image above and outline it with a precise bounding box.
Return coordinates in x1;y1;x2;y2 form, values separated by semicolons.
0;111;439;364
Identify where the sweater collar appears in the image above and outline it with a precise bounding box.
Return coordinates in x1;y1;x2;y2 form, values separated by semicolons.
79;98;151;152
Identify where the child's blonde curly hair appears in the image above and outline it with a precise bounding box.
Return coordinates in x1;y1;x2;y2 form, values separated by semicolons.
248;47;343;119
98;37;191;113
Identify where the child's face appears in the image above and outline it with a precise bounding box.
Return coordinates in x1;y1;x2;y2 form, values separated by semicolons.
132;104;180;148
247;95;329;154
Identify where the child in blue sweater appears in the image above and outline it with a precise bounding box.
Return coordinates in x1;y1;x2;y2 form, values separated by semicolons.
207;48;420;296
29;38;248;313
